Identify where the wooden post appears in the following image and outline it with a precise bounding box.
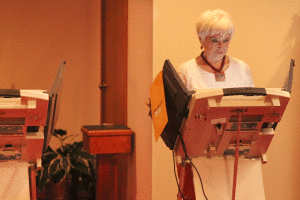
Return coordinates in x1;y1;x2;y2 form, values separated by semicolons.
81;125;133;200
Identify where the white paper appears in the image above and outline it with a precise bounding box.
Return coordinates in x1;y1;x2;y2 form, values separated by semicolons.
192;157;265;200
0;161;30;200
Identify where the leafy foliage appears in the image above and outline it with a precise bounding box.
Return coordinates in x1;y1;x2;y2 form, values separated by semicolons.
37;130;95;192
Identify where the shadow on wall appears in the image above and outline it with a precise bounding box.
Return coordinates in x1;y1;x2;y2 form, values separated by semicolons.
267;13;300;88
282;14;300;66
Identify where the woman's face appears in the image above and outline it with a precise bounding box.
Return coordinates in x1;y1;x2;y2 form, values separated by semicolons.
200;32;231;62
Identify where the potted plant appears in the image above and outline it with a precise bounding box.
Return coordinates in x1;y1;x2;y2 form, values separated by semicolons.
37;129;95;200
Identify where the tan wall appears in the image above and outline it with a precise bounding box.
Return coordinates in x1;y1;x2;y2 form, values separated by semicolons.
0;0;100;148
153;1;300;199
128;0;153;199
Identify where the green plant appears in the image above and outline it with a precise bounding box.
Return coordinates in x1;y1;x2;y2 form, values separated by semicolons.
37;129;95;193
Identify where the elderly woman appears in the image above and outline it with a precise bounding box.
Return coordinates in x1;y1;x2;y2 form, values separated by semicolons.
178;9;254;90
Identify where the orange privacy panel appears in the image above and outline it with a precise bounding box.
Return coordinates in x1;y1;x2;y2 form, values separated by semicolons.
150;71;168;142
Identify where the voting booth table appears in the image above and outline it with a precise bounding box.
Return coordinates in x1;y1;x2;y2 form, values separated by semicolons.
150;60;293;200
0;62;65;200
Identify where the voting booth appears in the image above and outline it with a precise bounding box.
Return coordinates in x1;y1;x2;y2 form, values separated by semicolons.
174;87;289;200
0;61;65;200
150;60;294;200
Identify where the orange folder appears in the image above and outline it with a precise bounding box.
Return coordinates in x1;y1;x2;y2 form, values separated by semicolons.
150;71;168;142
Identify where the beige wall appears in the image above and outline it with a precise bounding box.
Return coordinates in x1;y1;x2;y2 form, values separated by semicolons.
128;0;153;199
0;0;100;147
153;1;300;199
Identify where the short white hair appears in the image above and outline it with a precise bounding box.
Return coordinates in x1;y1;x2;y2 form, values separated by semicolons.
196;9;234;41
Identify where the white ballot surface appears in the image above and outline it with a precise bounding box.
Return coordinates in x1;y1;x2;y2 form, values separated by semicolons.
0;162;30;200
192;157;265;200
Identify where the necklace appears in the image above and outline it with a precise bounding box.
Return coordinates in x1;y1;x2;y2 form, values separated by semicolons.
201;51;226;81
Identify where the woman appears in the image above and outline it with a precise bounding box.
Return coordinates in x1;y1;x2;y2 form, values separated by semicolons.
178;9;254;91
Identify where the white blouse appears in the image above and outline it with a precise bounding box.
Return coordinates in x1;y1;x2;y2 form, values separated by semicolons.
177;57;254;91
